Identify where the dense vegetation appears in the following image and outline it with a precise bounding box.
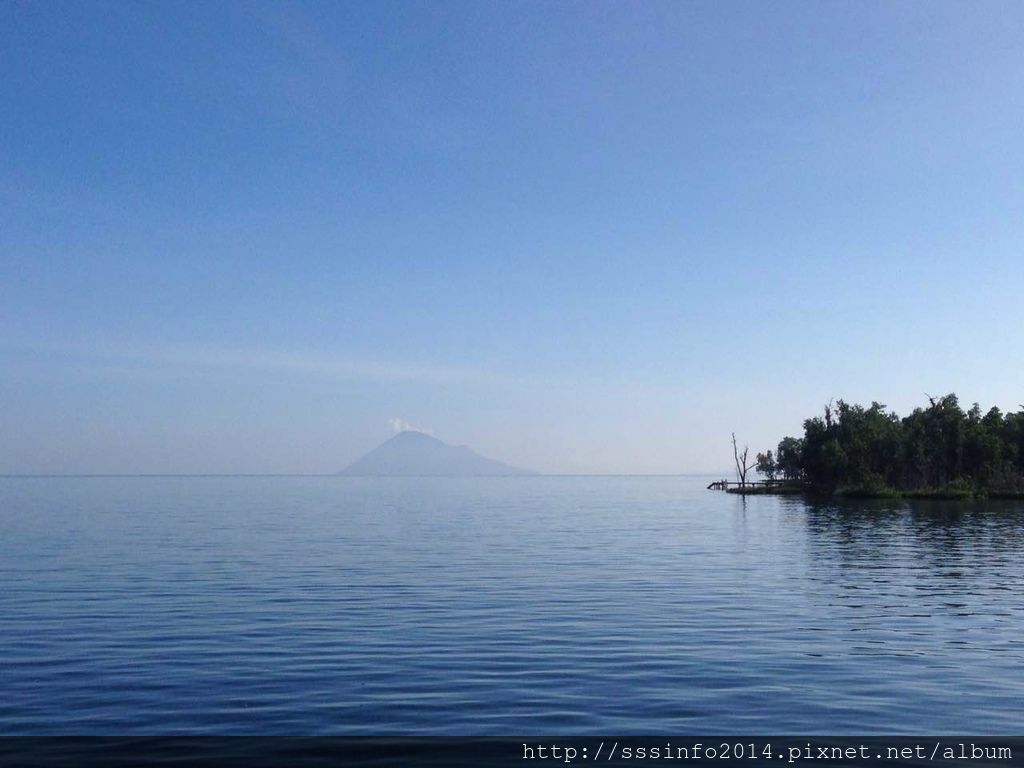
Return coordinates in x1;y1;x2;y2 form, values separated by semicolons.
754;395;1024;498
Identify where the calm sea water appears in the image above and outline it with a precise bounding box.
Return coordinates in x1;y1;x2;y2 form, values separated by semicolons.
1;476;1021;734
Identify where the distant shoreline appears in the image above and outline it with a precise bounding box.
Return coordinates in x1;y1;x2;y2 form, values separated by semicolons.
0;472;727;479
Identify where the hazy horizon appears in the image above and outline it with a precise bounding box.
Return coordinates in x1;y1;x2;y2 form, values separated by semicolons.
3;1;1023;475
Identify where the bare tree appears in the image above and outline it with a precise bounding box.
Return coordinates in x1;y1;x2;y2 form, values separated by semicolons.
732;432;756;487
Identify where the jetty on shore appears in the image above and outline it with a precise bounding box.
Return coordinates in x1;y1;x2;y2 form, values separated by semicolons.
707;479;805;495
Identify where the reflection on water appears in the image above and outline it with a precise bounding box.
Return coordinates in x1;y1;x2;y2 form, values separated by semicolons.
804;495;1024;571
0;476;1021;734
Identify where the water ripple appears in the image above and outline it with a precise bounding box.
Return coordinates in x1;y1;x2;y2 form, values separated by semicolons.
1;476;1022;734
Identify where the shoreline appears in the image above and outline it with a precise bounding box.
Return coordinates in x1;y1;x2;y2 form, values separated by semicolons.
726;484;1024;501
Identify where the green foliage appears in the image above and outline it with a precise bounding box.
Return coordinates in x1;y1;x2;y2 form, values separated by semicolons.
770;394;1024;496
835;475;901;498
755;450;777;481
775;436;804;480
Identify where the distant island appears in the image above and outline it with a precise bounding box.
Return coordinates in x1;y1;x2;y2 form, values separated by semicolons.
738;394;1024;499
339;430;537;477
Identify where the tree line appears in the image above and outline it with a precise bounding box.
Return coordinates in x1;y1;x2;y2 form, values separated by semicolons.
753;394;1024;497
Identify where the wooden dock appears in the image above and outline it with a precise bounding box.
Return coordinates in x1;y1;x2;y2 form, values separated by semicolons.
707;479;803;494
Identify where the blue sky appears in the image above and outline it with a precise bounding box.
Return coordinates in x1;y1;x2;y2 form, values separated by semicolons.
2;1;1023;474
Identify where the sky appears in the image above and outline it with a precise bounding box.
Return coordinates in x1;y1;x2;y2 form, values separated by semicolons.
2;0;1023;475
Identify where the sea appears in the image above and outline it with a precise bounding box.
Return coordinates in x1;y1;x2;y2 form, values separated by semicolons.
1;475;1021;734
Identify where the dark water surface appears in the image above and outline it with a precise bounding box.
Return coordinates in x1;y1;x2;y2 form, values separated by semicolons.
1;476;1021;734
